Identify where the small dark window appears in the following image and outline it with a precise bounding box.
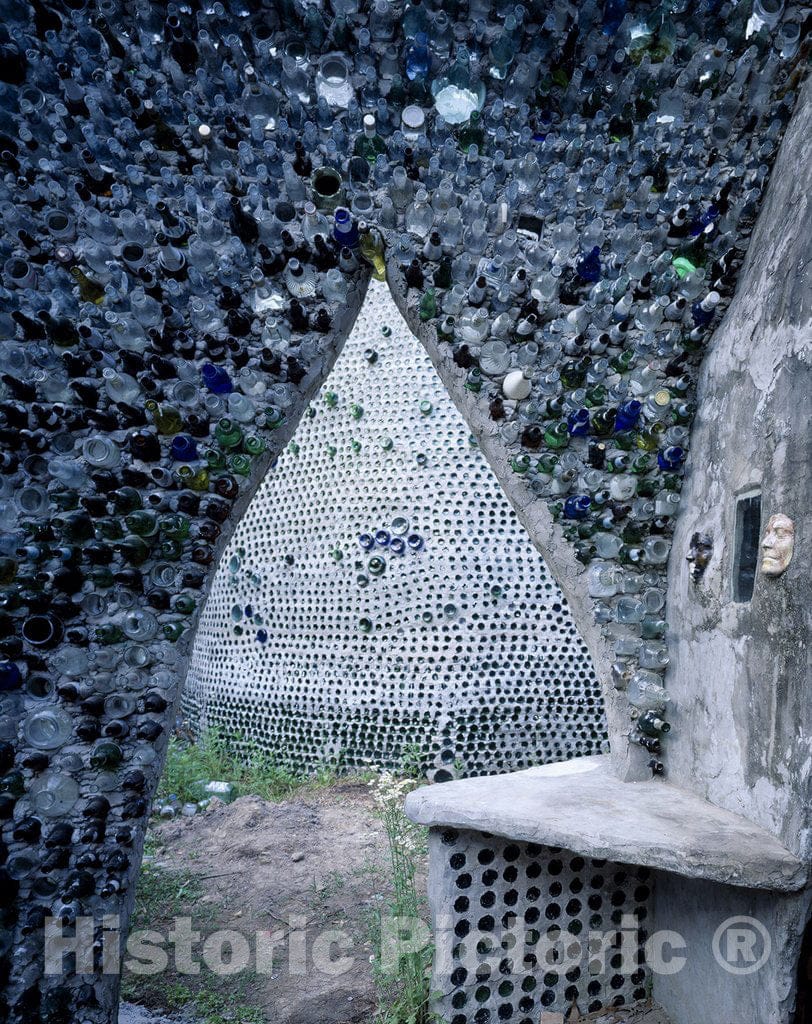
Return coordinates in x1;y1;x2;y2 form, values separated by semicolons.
516;214;543;239
733;493;761;602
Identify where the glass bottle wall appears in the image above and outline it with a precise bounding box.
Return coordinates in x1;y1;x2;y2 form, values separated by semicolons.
186;282;607;779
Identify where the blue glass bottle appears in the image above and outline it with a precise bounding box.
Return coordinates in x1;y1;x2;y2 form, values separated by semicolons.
201;364;234;395
405;32;431;82
602;0;627;35
657;446;686;471
333;207;359;249
567;408;590;436
576;246;602;283
564;495;592;520
691;292;720;327
614;400;642;431
0;662;22;691
170;435;198;462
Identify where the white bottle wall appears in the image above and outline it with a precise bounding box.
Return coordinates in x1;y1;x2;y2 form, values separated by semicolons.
184;283;606;778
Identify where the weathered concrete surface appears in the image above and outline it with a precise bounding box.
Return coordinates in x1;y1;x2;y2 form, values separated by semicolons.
405;755;806;891
651;73;812;1024
426;825;654;1016
663;74;812;853
654;872;812;1024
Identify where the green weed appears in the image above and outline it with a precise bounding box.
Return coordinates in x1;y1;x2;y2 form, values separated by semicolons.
157;726;340;805
368;773;437;1024
122;859;263;1020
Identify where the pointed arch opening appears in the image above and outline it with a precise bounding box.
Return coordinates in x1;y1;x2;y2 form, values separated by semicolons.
182;280;607;781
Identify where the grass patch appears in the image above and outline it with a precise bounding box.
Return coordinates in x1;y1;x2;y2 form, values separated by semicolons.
129;859;207;926
194;985;266;1024
157;726;340;805
122;858;263;1020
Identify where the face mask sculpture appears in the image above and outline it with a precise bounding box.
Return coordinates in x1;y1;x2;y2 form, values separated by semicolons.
687;532;713;583
760;514;795;578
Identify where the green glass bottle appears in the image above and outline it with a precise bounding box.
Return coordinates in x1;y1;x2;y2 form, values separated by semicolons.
560;358;590;388
359;226;386;281
622;521;647;544
591;408;616;436
636;427;663;453
435;260;453;291
214;418;243;449
536;454;558;475
173;595;196;615
146;399;183;435
58;512;95;542
160;538;183;561
52;491;80;511
354;114;387;164
205;448;227;469
70;266;105;304
671;401;695;424
613;431;636;452
95;624;124;645
229;454;251;476
575;541;594;564
264;407;285;429
609;350;635;374
0;769;25;797
159;514;190;539
177;466;210;492
545;396;565;419
636;477;659;498
163;622;184;642
457;110;484;150
90;740;123;769
637;710;671;737
41;313;79;347
125;510;159;537
618;545;644;566
437;314;455;340
96;517;125;541
584;385;606;407
91;567;114;589
419;288;436;321
112;487;143;514
117;536;150;565
244;434;267;456
544;422;570;449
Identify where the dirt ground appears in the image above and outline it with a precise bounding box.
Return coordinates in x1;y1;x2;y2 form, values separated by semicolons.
122;781;669;1024
125;781;408;1024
